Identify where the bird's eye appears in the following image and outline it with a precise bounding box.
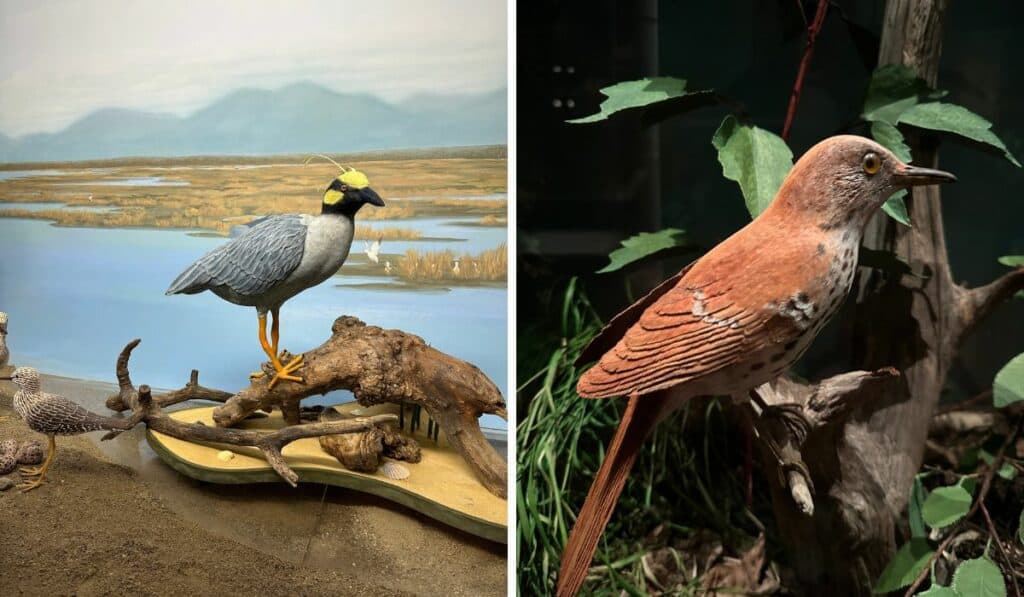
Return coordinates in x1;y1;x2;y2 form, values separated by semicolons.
339;184;349;192
862;152;881;175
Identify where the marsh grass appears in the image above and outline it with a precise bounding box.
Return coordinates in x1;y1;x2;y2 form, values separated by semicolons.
396;244;506;282
353;225;422;240
0;152;506;233
517;280;762;595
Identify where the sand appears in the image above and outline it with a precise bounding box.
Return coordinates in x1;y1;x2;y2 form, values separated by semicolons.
0;375;507;596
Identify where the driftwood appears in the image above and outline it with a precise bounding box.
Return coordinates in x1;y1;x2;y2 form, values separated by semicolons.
110;339;397;486
106;316;508;499
318;407;422;473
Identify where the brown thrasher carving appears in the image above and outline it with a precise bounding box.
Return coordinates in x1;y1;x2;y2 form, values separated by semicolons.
557;135;955;596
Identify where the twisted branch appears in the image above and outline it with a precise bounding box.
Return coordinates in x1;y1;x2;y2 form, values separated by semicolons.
104;316;509;499
954;266;1024;344
750;368;902;515
112;339;397;486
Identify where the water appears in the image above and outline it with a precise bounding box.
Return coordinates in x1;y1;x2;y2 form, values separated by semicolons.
0;201;119;212
60;176;191;186
0;217;508;431
0;169;65;180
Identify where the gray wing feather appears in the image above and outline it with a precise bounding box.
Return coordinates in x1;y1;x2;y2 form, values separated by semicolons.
166;215;307;297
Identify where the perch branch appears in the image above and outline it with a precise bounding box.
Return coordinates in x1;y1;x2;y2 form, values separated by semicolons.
106;362;235;412
903;417;1023;597
112;340;397;487
954;266;1024;343
752;368;901;515
781;0;830;141
205;316;508;498
106;317;508;499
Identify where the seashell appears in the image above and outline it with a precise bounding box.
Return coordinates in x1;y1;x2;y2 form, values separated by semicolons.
0;454;15;475
216;450;235;462
379;461;410;480
15;440;44;465
0;439;18;457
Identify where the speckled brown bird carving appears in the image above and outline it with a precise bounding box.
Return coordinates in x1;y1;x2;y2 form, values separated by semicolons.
557;135;956;596
0;367;142;492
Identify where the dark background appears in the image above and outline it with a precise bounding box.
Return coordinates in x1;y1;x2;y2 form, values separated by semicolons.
517;0;1024;402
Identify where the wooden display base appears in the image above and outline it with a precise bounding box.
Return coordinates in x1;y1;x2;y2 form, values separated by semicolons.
146;402;507;543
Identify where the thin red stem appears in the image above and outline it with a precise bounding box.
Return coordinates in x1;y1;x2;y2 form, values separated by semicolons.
781;0;829;141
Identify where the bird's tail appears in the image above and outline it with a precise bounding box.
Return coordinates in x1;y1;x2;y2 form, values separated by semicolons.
556;391;678;597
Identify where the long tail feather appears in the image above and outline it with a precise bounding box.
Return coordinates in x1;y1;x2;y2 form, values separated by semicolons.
556;391;677;596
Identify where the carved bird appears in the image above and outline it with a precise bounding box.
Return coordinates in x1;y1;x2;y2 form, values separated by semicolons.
0;367;141;492
557;135;956;596
166;165;384;389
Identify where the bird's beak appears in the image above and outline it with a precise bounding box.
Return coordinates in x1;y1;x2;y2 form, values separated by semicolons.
0;376;11;381
894;164;957;186
360;187;385;207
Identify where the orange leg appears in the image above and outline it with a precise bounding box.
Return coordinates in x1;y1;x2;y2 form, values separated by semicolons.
19;435;56;492
249;310;304;388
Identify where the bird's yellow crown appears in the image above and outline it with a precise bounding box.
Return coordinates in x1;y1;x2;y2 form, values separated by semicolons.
338;169;370;189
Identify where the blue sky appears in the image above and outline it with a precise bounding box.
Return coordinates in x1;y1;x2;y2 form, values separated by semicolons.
0;0;507;136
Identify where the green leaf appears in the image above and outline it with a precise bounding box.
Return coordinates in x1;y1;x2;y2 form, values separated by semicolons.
998;255;1024;267
869;122;914;227
909;474;929;538
712;115;794;218
597;228;689;274
957;475;978;497
1018;508;1023;545
979;448;1018;480
994;353;1024;408
898;102;1021;167
567;77;706;124
922;485;972;529
874;538;934;594
871;121;913;161
862;64;939;124
916;584;960;597
882;191;912;226
952;557;1007;597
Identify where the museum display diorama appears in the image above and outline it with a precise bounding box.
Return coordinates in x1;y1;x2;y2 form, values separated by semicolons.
0;2;509;595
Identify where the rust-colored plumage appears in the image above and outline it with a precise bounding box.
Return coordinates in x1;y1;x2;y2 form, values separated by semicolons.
557;135;956;596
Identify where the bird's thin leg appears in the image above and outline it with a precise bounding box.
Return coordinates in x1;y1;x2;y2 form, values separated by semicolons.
269;308;304;387
250;312;274;379
251;310;303;389
19;435;55;492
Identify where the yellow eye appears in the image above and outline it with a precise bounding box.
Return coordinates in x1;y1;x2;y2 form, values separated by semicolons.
862;152;881;175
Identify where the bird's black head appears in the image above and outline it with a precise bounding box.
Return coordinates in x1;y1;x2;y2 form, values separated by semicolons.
321;169;385;217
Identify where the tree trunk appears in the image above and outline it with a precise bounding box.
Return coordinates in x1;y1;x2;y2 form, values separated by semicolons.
757;1;1000;593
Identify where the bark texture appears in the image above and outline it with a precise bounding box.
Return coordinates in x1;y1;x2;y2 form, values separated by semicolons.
109;339;397;486
756;1;1024;593
107;316;508;498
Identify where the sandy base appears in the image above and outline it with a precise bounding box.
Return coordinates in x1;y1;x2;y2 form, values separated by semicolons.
0;374;506;596
149;403;506;541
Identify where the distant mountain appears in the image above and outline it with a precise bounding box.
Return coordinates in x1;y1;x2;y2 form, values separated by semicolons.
0;82;506;162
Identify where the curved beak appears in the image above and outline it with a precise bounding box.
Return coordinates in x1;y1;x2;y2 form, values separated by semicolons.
895;164;957;186
360;187;385;207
